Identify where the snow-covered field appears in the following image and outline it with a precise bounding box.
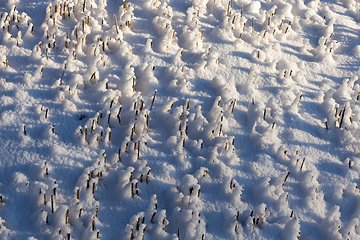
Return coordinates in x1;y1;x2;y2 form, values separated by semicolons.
0;0;360;239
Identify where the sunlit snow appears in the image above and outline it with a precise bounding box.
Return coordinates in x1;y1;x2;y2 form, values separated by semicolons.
0;0;359;239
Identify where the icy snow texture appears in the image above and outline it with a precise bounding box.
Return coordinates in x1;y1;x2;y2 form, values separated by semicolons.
0;0;359;239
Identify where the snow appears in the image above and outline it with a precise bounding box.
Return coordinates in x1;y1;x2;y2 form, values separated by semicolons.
0;0;360;239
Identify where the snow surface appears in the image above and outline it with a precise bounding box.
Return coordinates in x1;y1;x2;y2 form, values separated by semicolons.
0;0;360;239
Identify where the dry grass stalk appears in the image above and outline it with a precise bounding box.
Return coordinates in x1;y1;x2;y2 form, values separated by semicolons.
51;194;54;213
297;95;302;105
114;14;119;34
169;102;176;112
131;182;134;197
118;148;121;162
117;107;122;123
339;105;346;129
150;90;157;110
131;125;135;140
85;127;88;142
300;158;305;171
263;109;266;120
137;140;140;160
150;212;156;223
282;171;290;187
146;114;149;133
140;100;144;111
